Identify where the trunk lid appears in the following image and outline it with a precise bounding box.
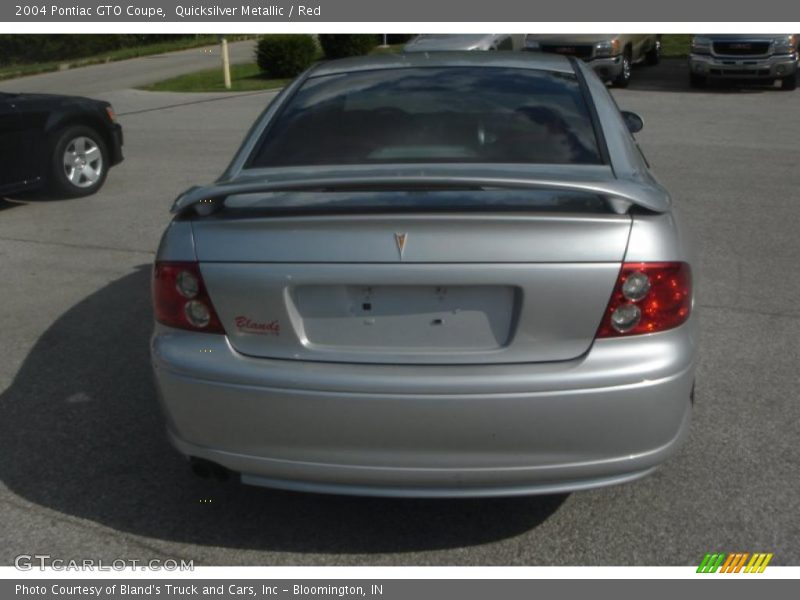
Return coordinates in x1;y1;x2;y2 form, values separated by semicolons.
193;200;631;365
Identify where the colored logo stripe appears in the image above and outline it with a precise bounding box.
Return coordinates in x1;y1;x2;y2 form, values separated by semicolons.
697;553;773;573
720;553;748;573
745;553;773;573
697;553;726;573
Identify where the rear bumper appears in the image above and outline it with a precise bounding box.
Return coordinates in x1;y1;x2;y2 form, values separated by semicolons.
152;321;697;497
109;123;124;166
689;53;798;79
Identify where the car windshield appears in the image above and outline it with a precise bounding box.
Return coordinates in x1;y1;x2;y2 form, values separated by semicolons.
247;67;603;167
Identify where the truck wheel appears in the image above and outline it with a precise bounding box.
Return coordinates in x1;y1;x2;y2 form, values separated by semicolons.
645;39;661;65
49;125;109;198
781;72;797;91
613;50;632;88
689;72;707;88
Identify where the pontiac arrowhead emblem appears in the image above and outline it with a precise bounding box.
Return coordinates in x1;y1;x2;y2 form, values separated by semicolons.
394;233;408;259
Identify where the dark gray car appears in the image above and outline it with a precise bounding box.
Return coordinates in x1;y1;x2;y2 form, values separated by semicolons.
0;91;123;198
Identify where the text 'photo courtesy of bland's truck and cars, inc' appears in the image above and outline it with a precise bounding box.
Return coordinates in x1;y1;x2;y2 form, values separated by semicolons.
13;4;323;18
14;584;384;597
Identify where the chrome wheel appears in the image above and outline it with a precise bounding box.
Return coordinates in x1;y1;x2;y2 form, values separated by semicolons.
62;136;103;188
622;55;631;81
613;52;633;87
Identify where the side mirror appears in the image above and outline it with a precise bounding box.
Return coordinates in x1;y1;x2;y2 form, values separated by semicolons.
621;110;644;134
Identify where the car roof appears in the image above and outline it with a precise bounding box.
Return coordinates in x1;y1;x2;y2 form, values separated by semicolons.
307;51;575;78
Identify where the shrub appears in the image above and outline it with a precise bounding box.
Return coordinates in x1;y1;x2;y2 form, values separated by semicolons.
318;35;380;59
256;35;317;79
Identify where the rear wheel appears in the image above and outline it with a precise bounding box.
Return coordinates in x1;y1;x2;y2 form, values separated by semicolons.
689;72;707;88
613;50;632;88
781;72;797;91
645;39;661;65
49;125;109;198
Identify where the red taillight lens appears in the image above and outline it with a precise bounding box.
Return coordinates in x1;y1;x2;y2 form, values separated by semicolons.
153;261;225;334
597;262;692;338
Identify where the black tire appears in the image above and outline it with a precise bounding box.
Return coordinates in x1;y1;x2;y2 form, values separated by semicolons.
645;39;661;66
613;50;632;88
689;72;707;88
781;72;797;91
48;125;109;198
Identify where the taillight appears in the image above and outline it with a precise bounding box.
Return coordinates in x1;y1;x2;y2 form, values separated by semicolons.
153;261;225;334
597;262;692;338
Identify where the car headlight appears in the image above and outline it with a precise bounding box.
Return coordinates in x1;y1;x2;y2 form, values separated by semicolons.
105;105;117;122
594;39;621;57
773;34;798;54
524;37;540;51
691;36;712;55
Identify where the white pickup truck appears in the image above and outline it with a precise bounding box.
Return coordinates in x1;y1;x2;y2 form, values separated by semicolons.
523;34;661;87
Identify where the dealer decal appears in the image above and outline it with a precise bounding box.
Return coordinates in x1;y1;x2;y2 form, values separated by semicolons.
234;316;280;335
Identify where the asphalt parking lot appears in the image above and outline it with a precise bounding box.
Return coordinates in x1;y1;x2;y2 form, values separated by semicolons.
1;56;799;566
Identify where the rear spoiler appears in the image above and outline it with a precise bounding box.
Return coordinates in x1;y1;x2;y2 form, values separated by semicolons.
171;175;671;216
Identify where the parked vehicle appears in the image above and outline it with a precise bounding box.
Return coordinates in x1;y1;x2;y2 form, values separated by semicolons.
524;34;661;87
403;34;524;52
152;52;697;498
688;34;798;89
0;91;123;198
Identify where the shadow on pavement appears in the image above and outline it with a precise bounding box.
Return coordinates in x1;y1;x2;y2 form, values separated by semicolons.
0;265;566;558
626;58;788;93
2;190;88;204
0;198;24;212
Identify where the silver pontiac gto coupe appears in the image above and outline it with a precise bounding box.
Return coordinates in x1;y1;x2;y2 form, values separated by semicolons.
151;52;697;497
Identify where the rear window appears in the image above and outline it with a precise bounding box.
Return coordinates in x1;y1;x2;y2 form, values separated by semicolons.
247;67;602;167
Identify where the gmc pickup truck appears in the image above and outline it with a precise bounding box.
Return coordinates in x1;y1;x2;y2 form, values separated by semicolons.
688;34;798;90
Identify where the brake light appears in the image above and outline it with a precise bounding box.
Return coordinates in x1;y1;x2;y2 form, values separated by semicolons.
597;262;692;338
153;261;225;334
